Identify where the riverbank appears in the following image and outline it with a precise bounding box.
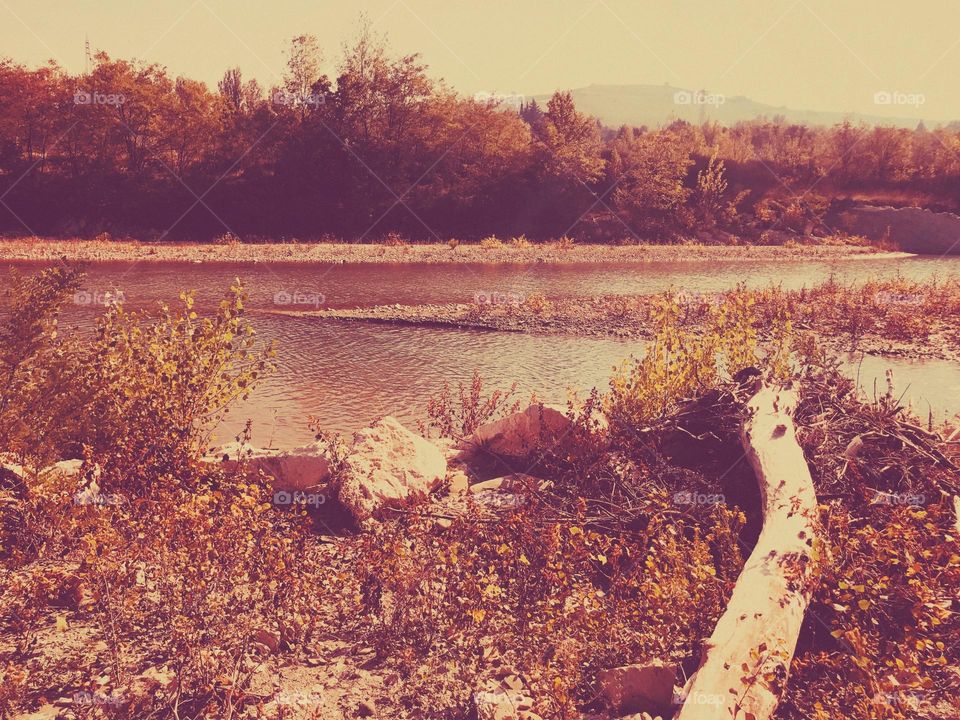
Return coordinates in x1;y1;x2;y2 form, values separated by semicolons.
0;237;909;265
268;279;960;364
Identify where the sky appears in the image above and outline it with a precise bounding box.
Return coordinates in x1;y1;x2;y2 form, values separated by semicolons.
2;0;959;121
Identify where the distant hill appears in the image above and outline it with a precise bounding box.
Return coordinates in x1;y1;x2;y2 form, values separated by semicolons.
530;84;945;129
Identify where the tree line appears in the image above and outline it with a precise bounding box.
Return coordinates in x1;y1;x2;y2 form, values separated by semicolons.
2;22;960;243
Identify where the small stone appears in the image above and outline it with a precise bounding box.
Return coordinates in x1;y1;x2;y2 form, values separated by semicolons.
448;470;470;494
251;628;280;653
357;700;376;716
469;478;504;493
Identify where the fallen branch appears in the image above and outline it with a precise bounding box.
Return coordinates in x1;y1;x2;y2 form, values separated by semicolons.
677;383;821;720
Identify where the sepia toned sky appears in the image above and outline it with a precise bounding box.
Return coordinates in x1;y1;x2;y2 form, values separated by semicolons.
2;0;958;120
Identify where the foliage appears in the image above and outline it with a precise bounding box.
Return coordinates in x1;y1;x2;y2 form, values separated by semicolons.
0;264;85;466
419;370;521;441
4;33;959;242
605;289;792;435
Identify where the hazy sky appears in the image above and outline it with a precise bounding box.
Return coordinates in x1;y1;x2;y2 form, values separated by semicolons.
2;0;958;120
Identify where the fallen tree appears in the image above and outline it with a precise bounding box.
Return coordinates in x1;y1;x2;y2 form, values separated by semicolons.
677;383;822;720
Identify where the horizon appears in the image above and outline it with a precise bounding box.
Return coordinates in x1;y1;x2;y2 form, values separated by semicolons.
2;0;959;123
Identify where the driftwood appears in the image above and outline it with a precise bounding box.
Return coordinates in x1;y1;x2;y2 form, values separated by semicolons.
677;384;821;720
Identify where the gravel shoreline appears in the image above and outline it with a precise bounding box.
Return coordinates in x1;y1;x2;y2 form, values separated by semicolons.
0;238;908;265
265;296;960;364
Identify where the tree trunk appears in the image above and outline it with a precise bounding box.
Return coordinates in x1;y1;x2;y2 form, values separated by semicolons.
676;384;821;720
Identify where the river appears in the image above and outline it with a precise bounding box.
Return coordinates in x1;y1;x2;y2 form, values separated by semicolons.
3;254;959;447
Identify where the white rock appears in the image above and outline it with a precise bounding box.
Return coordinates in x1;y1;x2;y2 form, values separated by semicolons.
466;403;572;459
210;442;331;493
334;417;446;524
43;459;83;477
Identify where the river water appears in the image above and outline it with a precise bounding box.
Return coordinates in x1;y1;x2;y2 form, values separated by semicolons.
3;254;959;447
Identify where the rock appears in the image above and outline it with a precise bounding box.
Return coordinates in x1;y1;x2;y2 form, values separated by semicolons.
251;627;280;654
356;700;376;717
448;469;470;495
838;204;960;254
210;442;331;494
598;661;678;715
17;705;59;720
35;459;83;478
334;417;446;524
466;404;572;459
469;477;505;493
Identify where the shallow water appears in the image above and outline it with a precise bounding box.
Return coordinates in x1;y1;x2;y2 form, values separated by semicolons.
3;254;959;447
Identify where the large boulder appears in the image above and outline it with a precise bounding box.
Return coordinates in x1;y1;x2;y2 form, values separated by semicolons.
465;403;572;460
210;442;331;494
334;417;446;524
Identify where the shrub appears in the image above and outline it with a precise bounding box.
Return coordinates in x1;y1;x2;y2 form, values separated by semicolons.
479;235;503;249
0;264;86;466
420;370;520;441
510;235;532;248
213;231;241;245
384;231;408;247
